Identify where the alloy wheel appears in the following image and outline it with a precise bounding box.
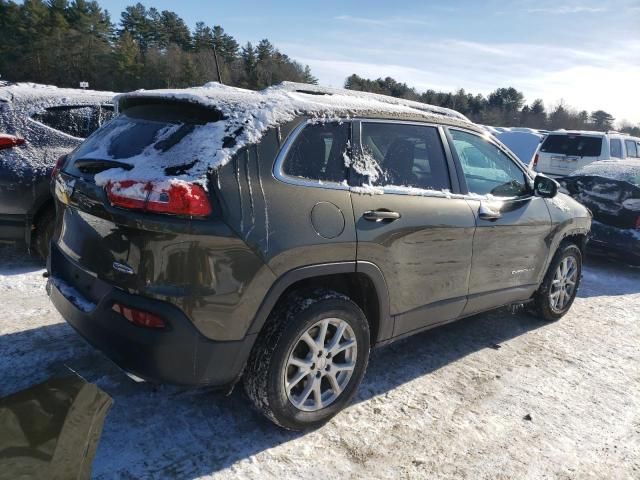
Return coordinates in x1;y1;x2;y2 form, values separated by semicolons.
284;317;358;412
549;255;578;312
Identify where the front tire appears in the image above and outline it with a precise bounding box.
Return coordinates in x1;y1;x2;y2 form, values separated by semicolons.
243;289;370;430
534;243;582;321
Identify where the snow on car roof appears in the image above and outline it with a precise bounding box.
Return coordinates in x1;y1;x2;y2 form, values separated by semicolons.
0;82;116;115
571;160;640;186
547;129;608;137
116;81;470;124
89;82;478;187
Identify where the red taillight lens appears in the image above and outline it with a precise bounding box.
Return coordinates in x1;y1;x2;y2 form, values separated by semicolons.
51;155;67;179
532;153;539;169
106;180;150;211
112;303;166;329
0;134;26;150
105;180;212;217
146;182;212;216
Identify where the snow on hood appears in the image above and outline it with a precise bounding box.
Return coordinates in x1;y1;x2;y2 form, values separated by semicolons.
0;83;116;175
570;160;640;187
91;82;475;187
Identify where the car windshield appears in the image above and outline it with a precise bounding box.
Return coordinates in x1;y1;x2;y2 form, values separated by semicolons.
540;134;602;157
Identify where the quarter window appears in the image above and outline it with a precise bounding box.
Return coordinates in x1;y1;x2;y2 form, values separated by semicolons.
283;122;349;183
625;140;638;158
610;139;623;158
358;122;451;190
450;130;529;197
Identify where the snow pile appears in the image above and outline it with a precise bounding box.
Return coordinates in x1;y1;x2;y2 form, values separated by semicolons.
91;82;474;187
482;126;545;164
0;82;115;174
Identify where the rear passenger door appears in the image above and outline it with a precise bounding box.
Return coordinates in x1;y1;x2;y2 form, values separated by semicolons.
265;120;357;274
349;120;476;338
446;128;552;315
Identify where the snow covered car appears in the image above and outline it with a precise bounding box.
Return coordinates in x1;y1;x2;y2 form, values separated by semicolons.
47;82;591;430
531;130;640;179
0;82;115;258
562;160;640;265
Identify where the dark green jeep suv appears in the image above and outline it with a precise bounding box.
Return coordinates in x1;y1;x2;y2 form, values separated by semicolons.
47;83;591;430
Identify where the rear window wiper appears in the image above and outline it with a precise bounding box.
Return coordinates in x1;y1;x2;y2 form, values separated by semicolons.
73;158;133;174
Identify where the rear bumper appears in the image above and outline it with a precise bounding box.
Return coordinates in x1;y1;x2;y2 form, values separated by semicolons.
588;221;640;265
47;245;256;387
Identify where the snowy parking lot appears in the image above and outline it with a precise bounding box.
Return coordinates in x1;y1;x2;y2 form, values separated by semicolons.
1;244;639;479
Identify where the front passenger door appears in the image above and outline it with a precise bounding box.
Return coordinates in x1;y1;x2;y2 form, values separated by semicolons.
447;128;552;315
350;121;476;338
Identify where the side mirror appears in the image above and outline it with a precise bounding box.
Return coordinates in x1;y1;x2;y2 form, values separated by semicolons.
534;174;559;198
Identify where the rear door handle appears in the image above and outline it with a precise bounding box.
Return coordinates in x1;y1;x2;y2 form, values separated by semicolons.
363;210;401;221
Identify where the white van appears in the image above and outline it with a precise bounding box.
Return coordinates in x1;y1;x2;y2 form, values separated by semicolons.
531;130;640;178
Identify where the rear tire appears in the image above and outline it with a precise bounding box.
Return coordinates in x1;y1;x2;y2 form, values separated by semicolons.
243;289;370;430
32;206;55;261
533;243;582;321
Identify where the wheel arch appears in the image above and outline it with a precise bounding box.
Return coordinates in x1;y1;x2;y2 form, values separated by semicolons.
247;261;392;346
536;226;589;292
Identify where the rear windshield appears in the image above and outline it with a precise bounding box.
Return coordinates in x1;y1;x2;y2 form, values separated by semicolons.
69;103;222;164
540;134;602;157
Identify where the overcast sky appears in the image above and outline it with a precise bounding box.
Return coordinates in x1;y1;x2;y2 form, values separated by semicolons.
101;0;640;125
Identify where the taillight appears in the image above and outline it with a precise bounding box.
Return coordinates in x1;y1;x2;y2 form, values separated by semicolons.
532;153;539;169
635;215;640;230
105;180;212;217
51;155;67;179
105;180;149;210
112;303;166;329
0;134;26;150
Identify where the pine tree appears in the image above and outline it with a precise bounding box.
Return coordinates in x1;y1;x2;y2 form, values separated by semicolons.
590;110;615;131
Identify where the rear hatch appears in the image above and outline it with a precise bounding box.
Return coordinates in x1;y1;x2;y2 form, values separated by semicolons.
52;100;223;293
535;133;603;177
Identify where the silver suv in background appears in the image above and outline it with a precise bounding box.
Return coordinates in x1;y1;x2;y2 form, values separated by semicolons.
531;130;640;178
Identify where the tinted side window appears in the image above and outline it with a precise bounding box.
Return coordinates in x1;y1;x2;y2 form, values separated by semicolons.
450;129;529;197
359;123;450;190
625;140;638;158
283;122;349;183
610;139;623;158
32;105;112;138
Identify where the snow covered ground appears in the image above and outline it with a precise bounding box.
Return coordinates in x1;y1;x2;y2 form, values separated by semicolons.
1;244;638;479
